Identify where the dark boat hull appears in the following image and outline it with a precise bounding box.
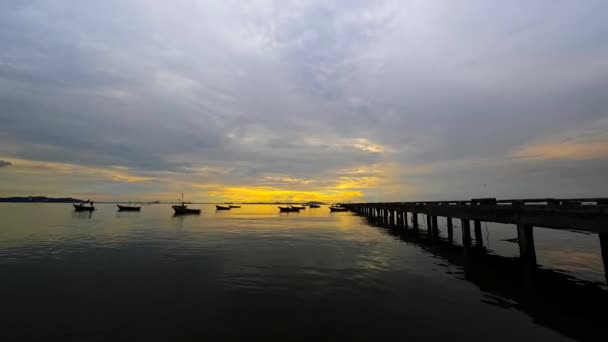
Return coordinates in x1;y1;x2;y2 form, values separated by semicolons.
309;204;320;208
117;205;141;211
216;205;231;210
73;204;95;211
329;207;348;212
172;205;201;215
229;205;241;208
279;206;300;212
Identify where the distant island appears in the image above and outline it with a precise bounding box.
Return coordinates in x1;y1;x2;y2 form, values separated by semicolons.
0;196;84;203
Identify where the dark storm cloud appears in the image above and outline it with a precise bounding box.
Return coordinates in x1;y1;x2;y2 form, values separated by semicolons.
1;0;608;198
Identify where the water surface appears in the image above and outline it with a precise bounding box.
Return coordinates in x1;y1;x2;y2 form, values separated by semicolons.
1;203;606;341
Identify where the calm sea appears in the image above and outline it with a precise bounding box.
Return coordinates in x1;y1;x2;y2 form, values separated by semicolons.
1;203;606;341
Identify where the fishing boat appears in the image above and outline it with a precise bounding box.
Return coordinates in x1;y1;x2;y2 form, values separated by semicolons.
279;206;301;212
309;204;320;208
173;205;201;214
117;204;141;211
74;203;95;211
329;206;348;212
172;193;201;215
229;205;241;208
216;205;231;210
290;205;306;210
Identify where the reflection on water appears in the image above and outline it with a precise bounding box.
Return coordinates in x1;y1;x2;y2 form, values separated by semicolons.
0;203;605;341
367;217;608;342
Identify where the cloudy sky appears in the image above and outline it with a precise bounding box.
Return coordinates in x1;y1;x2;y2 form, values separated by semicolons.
1;0;607;202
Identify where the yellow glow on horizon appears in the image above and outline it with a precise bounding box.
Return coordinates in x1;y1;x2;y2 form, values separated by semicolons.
207;186;364;202
1;157;410;202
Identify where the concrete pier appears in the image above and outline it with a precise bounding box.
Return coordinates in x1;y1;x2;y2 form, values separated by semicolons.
600;233;608;284
431;216;439;236
343;197;608;279
517;224;536;264
461;219;471;250
474;220;483;248
447;217;453;241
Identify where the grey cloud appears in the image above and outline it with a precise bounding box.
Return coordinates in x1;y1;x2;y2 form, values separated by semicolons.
1;0;608;199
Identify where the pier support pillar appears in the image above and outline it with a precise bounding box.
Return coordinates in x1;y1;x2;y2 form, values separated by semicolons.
403;212;409;230
599;233;608;284
426;214;432;232
447;218;453;241
431;216;439;236
461;219;471;250
517;224;536;264
474;220;483;248
412;213;419;230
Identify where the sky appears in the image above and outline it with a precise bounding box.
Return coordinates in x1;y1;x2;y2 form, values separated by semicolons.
1;0;608;202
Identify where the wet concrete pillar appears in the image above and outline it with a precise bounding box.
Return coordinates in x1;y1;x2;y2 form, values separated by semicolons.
426;214;432;232
412;213;419;230
461;219;471;249
474;220;483;248
599;233;608;284
517;224;536;264
431;216;439;236
447;217;453;241
403;212;409;230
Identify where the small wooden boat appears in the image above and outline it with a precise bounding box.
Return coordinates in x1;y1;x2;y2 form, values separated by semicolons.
279;206;301;212
309;204;320;208
329;206;348;212
74;203;95;211
290;205;306;210
173;205;201;214
172;193;201;215
117;204;141;211
229;205;241;208
216;205;231;210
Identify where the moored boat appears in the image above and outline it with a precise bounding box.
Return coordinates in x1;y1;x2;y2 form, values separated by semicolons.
173;205;201;214
216;205;231;210
290;205;306;210
329;206;348;212
229;205;241;208
74;203;95;211
279;206;301;212
309;204;320;208
117;204;141;211
172;193;201;215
